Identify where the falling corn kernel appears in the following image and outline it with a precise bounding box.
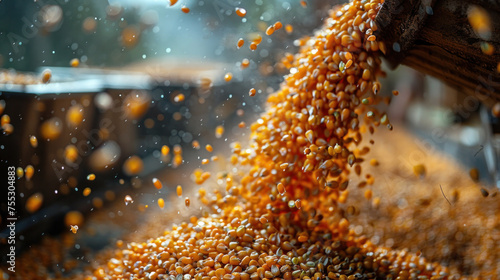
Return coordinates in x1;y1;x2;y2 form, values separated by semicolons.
41;69;52;84
169;0;178;6
285;24;293;34
265;25;275;36
1;114;10;126
161;145;170;156
174;93;185;103
2;124;13;135
181;6;190;13
29;135;38;148
468;5;491;40
224;73;233;82
237;38;244;48
201;158;209;165
26;192;43;213
238;121;246;128
70;225;79;234
158;198;165;209
205;144;213;152
215;125;224;138
192;140;200;149
277;183;285;195
25;165;34;181
64;145;79;163
65;211;84;227
480;42;494;55
124;195;134;205
16;167;24;178
87;173;96;181
176;185;183;197
241;58;250;69
152;178;163;189
249;88;256;97
249;42;257;51
83;187;91;197
370;159;379;166
413;164;426;178
70;58;80;67
300;0;307;8
392;90;399;96
273;21;283;30
40;117;62;140
185;197;190;207
235;7;246;17
123;156;143;176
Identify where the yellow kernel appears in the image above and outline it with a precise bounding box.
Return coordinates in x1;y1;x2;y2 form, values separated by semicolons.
161;145;170;156
25;165;35;181
26;192;43;213
158;198;165;209
224;73;233;82
300;0;307;8
64;145;79;163
238;121;246;128
2;123;13;135
392;90;399;96
249;88;256;97
265;25;275;36
176;185;183;196
369;159;379;166
124;195;134;205
367;35;376;41
70;225;79;234
174;93;185;103
344;52;352;60
123;156;144;176
249;42;257;51
40;117;62;140
29;135;38;148
274;21;283;30
181;6;190;13
87;173;96;181
241;58;250;68
237;38;245;48
192;140;200;149
169;0;178;5
285;24;293;34
1;114;10;126
201;159;209;165
42;69;52;84
345;59;353;68
206;144;213;152
235;7;246;17
70;58;80;67
152;178;163;189
215;125;224;138
185;197;190;207
83;187;91;197
16;167;24;178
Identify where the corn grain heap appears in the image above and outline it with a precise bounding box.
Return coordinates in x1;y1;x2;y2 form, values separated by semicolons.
90;1;454;279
